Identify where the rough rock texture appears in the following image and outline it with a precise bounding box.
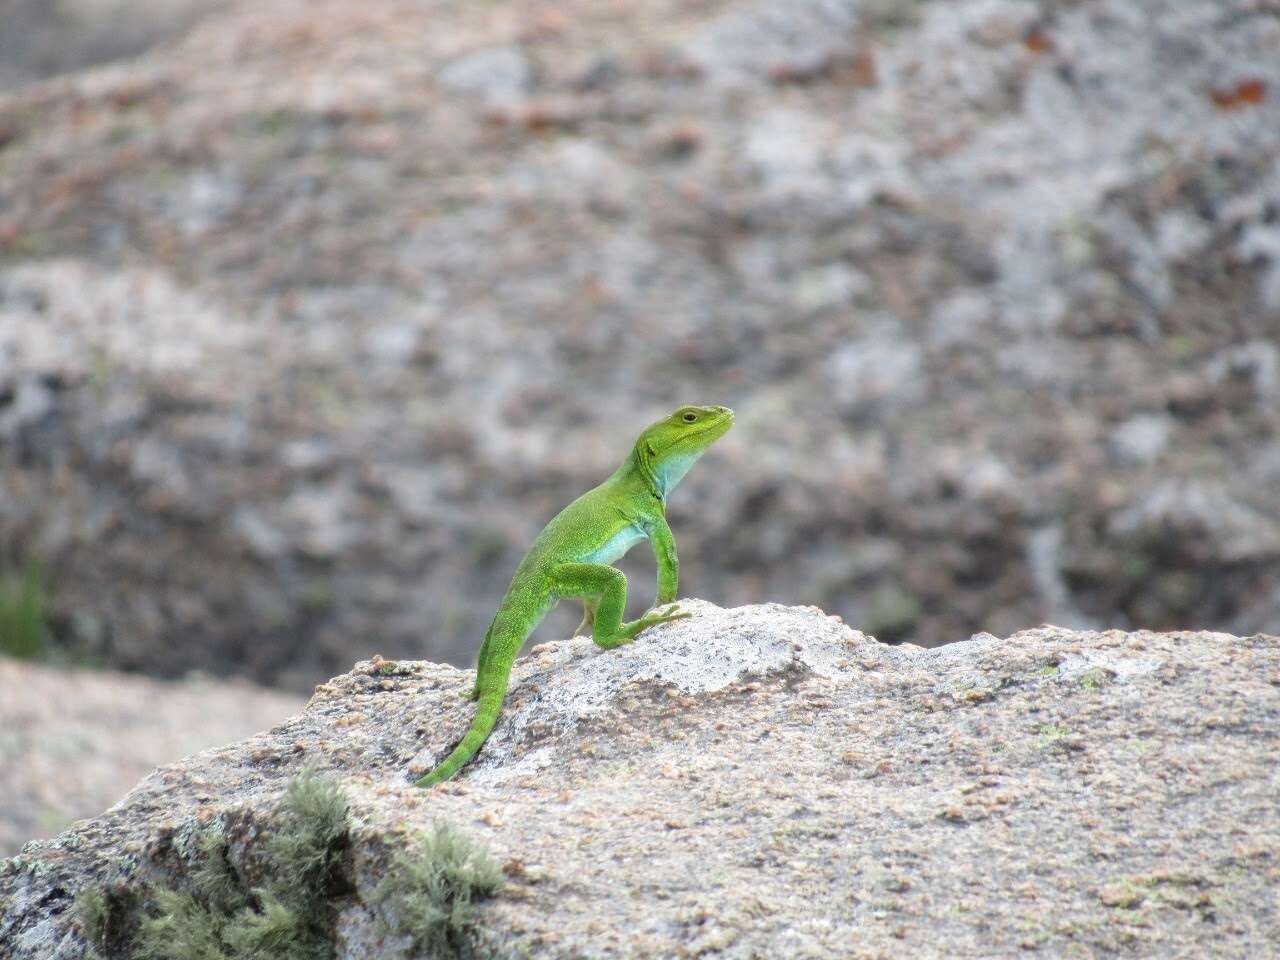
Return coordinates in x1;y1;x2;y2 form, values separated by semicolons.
1;0;1279;690
0;657;304;857
2;602;1277;958
0;0;223;89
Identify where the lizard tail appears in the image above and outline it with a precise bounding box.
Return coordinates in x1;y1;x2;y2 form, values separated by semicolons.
414;685;506;787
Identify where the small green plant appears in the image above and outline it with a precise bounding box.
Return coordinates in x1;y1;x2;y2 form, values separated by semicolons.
1099;878;1146;909
1079;667;1111;691
190;826;249;915
376;821;504;959
147;767;349;960
77;885;109;946
1019;922;1052;949
262;766;350;900
1112;908;1149;926
0;562;49;660
135;887;231;960
1036;723;1072;748
74;774;507;959
76;882;142;959
75;768;351;960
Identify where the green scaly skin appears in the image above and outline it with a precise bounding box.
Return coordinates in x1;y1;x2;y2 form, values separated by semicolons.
415;405;734;787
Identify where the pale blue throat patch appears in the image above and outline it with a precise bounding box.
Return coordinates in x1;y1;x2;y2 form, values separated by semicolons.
585;525;647;565
655;451;703;499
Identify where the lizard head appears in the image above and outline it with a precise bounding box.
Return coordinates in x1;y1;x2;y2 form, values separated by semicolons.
636;405;734;497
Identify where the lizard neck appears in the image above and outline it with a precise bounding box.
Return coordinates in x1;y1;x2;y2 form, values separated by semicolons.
614;440;666;506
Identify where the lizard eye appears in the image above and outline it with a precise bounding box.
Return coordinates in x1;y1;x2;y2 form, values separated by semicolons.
682;411;698;423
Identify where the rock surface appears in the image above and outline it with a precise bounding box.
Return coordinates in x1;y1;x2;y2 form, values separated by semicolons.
0;0;222;89
1;0;1278;688
2;602;1277;957
0;657;304;857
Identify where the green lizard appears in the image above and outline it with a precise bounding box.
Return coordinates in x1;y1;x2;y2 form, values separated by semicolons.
415;404;734;787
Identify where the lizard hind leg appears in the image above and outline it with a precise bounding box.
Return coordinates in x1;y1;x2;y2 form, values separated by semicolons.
574;599;598;637
553;562;691;651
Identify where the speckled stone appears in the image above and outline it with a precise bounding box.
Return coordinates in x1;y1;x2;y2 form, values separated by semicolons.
2;602;1277;958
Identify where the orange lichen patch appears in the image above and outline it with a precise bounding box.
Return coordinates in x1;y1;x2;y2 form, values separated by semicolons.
1236;79;1267;103
1023;29;1055;54
850;48;879;87
770;46;877;87
1210;78;1267;109
484;95;600;131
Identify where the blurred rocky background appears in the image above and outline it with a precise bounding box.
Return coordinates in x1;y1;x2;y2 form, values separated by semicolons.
0;656;302;856
0;0;223;90
1;0;1278;693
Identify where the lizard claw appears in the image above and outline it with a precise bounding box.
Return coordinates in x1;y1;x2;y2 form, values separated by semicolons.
650;602;684;616
649;604;692;625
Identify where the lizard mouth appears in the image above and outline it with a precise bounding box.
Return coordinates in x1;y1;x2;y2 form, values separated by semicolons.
680;410;733;447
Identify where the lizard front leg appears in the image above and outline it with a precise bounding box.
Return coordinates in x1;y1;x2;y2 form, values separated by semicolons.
648;512;680;605
553;562;690;650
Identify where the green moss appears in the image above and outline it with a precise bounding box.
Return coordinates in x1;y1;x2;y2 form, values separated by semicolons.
1099;879;1147;909
265;768;350;899
1163;334;1202;365
1112;908;1149;926
1078;667;1111;691
0;563;49;660
76;882;143;958
376;821;504;959
136;888;230;960
1018;923;1052;949
80;777;508;959
190;826;249;916
220;890;320;960
1036;723;1072;748
86;768;351;960
77;885;110;946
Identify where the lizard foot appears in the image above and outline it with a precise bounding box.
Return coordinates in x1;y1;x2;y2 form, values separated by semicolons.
634;605;693;633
